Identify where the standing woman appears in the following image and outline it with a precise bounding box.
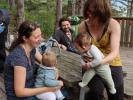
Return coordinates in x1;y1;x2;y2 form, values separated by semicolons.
4;21;60;100
79;0;123;100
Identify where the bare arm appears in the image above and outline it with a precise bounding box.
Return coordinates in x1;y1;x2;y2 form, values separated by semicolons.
101;18;121;64
55;68;59;79
14;66;58;97
35;49;42;63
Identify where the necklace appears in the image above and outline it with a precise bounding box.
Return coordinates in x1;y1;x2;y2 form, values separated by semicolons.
22;44;31;64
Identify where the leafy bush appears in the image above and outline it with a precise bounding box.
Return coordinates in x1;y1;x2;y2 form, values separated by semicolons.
0;0;9;9
25;10;55;38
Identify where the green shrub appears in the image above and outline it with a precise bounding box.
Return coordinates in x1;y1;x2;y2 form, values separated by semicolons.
25;10;55;38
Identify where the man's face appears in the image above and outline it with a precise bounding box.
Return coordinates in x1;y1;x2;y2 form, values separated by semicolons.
61;21;71;32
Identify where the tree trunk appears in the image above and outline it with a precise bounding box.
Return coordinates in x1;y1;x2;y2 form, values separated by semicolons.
130;0;133;16
47;0;51;11
67;0;72;16
8;0;15;10
72;0;76;16
127;0;133;17
16;0;25;30
55;0;62;30
79;0;84;16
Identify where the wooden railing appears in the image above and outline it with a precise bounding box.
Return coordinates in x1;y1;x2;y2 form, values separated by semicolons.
114;17;133;47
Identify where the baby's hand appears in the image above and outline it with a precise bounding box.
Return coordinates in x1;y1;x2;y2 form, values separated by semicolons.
82;55;94;63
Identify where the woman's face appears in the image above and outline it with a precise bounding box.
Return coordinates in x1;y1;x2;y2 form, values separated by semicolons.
27;28;42;48
81;43;90;53
87;5;96;20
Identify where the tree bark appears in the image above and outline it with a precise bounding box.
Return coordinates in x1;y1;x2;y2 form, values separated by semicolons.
72;0;76;16
55;0;62;30
79;0;84;16
16;0;25;29
8;0;15;9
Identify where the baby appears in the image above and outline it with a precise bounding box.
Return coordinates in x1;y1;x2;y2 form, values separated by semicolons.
74;32;116;94
35;51;65;100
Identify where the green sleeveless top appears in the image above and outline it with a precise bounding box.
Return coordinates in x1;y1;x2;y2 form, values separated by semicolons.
84;21;122;66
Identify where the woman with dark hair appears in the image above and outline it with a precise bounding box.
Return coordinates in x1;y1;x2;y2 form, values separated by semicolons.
4;21;61;100
79;0;124;100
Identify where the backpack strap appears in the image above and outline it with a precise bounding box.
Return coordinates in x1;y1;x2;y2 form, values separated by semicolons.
0;9;10;25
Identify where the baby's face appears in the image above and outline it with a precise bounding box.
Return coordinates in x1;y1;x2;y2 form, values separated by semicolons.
81;44;91;53
50;60;57;67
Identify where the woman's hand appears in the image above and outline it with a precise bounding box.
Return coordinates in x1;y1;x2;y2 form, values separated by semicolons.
82;62;91;70
60;44;67;50
54;86;61;91
59;80;64;87
53;42;67;50
82;54;94;63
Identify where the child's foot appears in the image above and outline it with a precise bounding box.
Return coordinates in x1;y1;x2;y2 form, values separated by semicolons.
58;96;65;100
109;88;116;94
79;82;87;87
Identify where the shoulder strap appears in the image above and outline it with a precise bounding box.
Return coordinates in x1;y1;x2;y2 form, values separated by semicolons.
101;21;109;38
84;20;109;39
84;21;93;38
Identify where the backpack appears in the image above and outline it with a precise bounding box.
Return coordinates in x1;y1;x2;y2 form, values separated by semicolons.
0;9;10;47
68;16;81;25
0;9;10;34
68;16;81;39
0;9;10;72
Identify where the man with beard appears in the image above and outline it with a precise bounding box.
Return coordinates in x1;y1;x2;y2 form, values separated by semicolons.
52;17;79;54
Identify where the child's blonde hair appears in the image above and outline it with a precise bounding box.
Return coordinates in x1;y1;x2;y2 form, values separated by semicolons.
42;51;57;67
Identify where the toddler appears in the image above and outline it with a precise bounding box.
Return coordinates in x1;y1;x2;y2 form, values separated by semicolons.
35;51;65;100
74;32;116;94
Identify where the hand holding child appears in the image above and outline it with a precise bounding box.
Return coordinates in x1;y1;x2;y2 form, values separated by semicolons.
59;80;64;87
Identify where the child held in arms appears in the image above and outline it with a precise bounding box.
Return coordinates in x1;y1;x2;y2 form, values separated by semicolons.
74;32;116;94
35;51;65;100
